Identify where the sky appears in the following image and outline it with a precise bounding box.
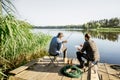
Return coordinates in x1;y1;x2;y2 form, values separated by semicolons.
13;0;120;26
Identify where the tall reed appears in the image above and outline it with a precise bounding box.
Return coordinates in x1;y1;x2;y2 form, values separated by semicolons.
0;15;51;79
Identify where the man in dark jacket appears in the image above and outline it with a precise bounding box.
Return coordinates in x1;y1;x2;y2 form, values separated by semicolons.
76;33;100;68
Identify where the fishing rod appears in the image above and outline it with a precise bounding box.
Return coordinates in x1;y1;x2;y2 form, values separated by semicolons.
84;61;99;72
66;32;73;40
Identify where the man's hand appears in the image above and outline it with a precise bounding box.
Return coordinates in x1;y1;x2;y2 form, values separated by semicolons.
77;48;81;51
62;40;67;43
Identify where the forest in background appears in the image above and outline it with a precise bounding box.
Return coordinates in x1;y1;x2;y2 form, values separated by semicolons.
35;17;120;30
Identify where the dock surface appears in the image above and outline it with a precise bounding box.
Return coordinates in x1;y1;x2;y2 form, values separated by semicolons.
9;56;120;80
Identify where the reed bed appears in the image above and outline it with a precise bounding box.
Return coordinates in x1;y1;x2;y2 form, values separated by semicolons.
0;15;51;79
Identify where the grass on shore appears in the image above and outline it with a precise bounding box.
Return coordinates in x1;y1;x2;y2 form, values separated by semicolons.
0;15;51;80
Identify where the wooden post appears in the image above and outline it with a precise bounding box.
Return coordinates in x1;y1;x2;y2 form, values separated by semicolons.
63;48;67;63
87;61;92;80
87;61;99;80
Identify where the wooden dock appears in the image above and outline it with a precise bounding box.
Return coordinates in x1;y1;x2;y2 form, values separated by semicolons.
9;56;120;80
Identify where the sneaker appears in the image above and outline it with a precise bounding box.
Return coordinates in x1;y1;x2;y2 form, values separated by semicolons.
79;65;84;68
84;63;89;67
76;65;84;69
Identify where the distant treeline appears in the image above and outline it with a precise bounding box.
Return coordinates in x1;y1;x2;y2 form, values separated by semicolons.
82;17;120;29
33;17;120;29
33;25;82;29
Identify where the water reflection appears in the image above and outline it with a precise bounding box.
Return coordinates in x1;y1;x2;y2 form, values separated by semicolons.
32;29;120;64
86;31;120;42
67;29;120;42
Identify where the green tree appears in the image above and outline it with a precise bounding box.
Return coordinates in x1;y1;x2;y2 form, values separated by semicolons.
109;18;119;27
95;22;101;29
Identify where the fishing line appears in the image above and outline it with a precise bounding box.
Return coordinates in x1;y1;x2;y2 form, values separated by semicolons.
66;32;73;40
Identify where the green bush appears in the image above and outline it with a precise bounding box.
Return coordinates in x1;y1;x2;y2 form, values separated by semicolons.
0;15;51;79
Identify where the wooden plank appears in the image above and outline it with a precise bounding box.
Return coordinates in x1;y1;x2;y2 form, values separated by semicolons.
15;60;49;80
39;65;62;80
80;72;87;80
9;57;120;80
44;70;61;79
105;63;120;80
8;76;26;80
42;57;71;80
12;56;64;80
17;70;40;80
28;62;51;80
91;64;99;80
42;65;63;80
98;63;109;80
9;59;37;75
71;78;81;80
15;70;29;78
42;72;62;80
35;72;50;80
61;76;72;80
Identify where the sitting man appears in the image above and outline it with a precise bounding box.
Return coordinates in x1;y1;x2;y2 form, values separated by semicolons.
49;32;67;59
76;33;100;68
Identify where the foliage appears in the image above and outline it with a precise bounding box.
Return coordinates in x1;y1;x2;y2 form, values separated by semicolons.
0;15;51;79
34;17;120;29
0;0;17;15
82;17;120;29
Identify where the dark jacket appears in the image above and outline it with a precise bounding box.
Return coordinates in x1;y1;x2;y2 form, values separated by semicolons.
81;40;100;61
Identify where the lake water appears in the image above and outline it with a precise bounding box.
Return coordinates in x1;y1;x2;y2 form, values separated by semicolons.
32;29;120;64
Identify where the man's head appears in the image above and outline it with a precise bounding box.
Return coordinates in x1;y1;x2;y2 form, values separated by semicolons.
57;32;64;39
85;33;91;41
